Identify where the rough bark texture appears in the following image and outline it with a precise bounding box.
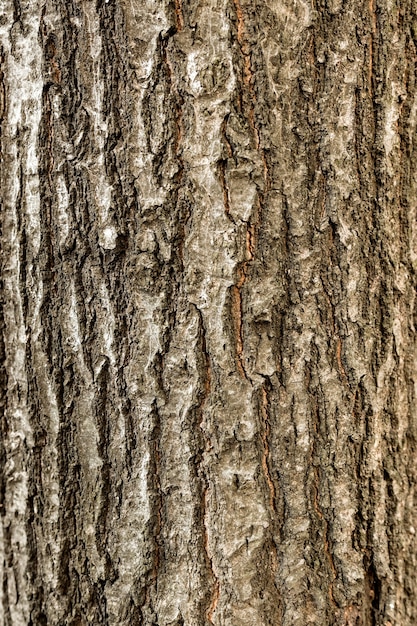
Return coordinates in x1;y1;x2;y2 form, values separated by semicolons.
1;0;417;624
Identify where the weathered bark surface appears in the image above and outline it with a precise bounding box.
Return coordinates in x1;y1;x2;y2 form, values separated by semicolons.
1;0;417;624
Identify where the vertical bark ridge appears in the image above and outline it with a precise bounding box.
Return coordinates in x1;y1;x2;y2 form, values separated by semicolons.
178;0;278;620
0;2;44;623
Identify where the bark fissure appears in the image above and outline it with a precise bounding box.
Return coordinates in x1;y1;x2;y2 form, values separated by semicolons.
193;307;220;625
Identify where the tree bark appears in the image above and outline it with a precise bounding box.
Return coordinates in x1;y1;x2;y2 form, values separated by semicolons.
1;0;417;624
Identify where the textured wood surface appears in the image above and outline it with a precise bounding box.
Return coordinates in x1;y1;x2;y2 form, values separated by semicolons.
1;0;417;624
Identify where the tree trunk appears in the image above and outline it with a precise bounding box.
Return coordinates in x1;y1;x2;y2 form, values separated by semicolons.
1;0;417;624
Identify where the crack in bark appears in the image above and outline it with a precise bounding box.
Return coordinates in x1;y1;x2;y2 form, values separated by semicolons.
218;158;235;224
218;115;236;222
204;483;220;626
231;279;249;381
145;399;163;615
231;0;271;193
174;0;184;32
313;463;339;608
0;46;5;126
368;0;377;90
260;384;277;515
229;0;271;383
95;358;112;568
259;381;281;594
364;523;382;625
310;396;339;609
230;204;259;381
232;0;259;148
336;337;349;386
319;224;352;390
162;32;185;246
193;308;220;625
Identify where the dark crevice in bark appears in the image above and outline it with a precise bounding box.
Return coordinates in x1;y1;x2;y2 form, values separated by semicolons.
355;371;384;622
172;0;185;32
364;541;382;625
0;109;11;611
144;399;163;619
307;365;339;613
98;0;139;235
230;281;250;381
142;30;183;187
121;378;135;477
217;157;235;225
2;522;13;626
56;391;80;601
0;42;10;622
228;0;272;382
0;47;4;132
95;356;111;560
192;307;219;625
259;381;277;516
231;0;260;148
256;380;283;621
74;268;93;376
26;336;49;626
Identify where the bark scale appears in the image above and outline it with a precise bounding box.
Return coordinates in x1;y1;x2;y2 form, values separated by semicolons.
0;0;417;625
